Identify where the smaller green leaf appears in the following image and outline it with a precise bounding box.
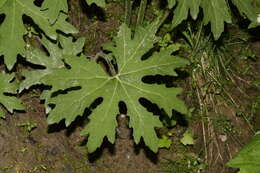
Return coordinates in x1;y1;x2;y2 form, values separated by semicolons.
158;135;172;148
85;0;106;8
0;72;24;116
227;133;260;173
180;132;194;145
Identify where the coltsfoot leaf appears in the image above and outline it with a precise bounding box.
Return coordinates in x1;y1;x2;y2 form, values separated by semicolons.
41;20;189;153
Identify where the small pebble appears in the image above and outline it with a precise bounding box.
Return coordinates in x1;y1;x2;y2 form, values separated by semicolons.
219;134;227;142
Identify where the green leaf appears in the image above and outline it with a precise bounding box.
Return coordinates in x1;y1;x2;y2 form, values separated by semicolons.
41;0;68;24
51;13;78;35
0;0;77;70
169;0;258;40
167;0;176;9
158;135;172;148
85;0;106;8
171;0;201;28
180;132;194;145
0;0;7;9
0;108;4;118
0;72;24;118
231;0;260;28
41;20;188;153
19;35;85;92
201;0;232;40
227;133;260;173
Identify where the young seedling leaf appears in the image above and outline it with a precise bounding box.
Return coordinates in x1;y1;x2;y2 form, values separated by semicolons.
158;135;172;148
227;133;260;173
0;0;77;70
180;132;195;145
41;20;188;153
0;72;24;118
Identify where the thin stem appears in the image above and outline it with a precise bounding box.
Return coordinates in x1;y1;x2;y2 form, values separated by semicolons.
124;0;133;26
136;0;147;27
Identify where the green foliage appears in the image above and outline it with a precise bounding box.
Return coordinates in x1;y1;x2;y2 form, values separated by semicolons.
169;0;260;39
0;0;77;70
0;2;257;171
227;133;260;173
85;0;106;8
167;0;176;9
19;36;85;92
0;72;24;118
231;0;260;28
41;0;68;24
158;135;172;148
180;131;195;145
163;154;206;173
201;0;231;39
19;35;85;114
171;0;201;28
34;19;188;153
16;121;37;132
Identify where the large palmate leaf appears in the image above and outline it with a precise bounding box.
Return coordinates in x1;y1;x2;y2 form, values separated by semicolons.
0;72;24;118
169;0;259;40
227;133;260;173
169;0;231;40
41;0;68;24
201;0;232;39
0;0;77;70
40;20;188;153
171;0;201;28
19;35;85;92
85;0;106;8
231;0;260;28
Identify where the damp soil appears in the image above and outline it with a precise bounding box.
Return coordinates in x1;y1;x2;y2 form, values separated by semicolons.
0;1;260;173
